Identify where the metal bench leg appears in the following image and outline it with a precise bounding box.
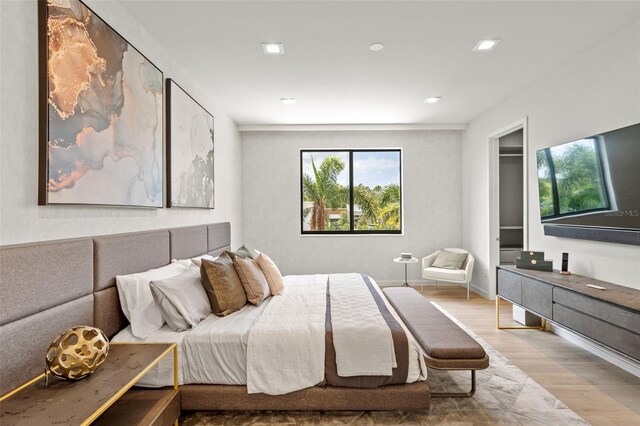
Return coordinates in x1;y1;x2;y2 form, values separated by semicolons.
431;370;477;398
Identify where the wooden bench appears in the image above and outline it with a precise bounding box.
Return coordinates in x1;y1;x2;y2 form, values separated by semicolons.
383;287;489;397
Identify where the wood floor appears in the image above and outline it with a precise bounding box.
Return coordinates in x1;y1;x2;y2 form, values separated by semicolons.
415;286;640;426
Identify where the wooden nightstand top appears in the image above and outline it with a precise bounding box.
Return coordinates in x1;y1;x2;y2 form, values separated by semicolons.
0;343;176;426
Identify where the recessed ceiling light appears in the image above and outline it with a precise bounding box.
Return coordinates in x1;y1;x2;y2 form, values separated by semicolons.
472;39;501;51
424;97;442;104
262;43;284;54
281;98;296;105
369;43;384;51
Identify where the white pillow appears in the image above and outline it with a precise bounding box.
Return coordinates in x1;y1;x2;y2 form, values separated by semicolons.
190;254;217;267
150;266;212;332
116;262;189;338
172;258;194;269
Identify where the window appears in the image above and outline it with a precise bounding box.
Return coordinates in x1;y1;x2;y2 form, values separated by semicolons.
300;149;402;234
537;138;610;219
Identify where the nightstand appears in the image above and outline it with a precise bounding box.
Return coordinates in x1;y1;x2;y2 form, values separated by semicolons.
393;257;419;287
0;343;179;426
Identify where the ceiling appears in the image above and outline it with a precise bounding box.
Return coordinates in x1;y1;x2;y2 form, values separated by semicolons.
119;1;639;125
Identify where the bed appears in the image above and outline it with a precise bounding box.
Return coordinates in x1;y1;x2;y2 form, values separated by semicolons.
0;223;432;411
111;274;427;391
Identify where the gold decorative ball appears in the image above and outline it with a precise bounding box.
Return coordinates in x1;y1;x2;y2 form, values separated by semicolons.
45;326;109;381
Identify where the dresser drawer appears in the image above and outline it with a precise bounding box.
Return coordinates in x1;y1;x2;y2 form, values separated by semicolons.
521;277;552;318
498;269;521;304
553;304;640;360
553;287;640;334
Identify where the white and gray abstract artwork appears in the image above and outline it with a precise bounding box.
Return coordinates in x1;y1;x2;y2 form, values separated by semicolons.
167;79;214;208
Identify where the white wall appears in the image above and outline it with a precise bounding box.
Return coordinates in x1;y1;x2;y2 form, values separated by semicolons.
241;130;462;283
462;21;640;294
0;0;243;247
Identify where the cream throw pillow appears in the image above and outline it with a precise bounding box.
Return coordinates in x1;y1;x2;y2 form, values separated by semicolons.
255;253;285;295
233;256;270;305
432;250;468;270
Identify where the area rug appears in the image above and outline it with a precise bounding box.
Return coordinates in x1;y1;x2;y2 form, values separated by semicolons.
181;302;588;425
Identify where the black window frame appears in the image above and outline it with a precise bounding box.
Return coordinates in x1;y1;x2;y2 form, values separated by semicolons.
539;137;611;220
300;149;403;235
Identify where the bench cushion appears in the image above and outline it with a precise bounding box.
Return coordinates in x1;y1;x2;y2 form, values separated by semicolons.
383;287;488;370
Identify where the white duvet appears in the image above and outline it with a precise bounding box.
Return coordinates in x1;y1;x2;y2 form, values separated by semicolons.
112;301;270;387
247;274;328;394
111;274;427;391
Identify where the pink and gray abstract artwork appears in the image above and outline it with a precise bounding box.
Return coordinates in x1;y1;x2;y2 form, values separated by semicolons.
44;0;163;207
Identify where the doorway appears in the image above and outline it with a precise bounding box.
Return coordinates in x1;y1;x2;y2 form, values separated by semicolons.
488;118;528;299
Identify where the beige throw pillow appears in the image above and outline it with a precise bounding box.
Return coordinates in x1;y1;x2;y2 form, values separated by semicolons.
234;256;270;306
200;252;248;316
255;253;285;295
432;250;468;270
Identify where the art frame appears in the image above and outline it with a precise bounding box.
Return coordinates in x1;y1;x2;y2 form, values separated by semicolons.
38;0;164;208
166;78;215;209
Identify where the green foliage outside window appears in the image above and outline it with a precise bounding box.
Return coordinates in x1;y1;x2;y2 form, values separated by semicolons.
537;151;555;217
537;138;609;218
302;152;401;232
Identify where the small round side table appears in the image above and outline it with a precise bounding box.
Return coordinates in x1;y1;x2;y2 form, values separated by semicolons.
393;257;419;287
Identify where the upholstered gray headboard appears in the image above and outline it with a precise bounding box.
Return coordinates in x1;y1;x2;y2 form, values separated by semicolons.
0;222;230;395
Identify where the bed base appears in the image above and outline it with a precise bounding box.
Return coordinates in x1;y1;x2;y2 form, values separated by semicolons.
1;224;434;413
179;382;431;411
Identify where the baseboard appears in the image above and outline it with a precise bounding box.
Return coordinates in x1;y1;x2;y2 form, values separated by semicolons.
376;280;401;287
377;280;472;288
548;322;640;378
376;280;439;287
470;283;489;299
378;281;490;299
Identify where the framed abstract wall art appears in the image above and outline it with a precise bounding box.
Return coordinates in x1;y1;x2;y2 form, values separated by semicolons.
166;79;215;209
38;0;164;207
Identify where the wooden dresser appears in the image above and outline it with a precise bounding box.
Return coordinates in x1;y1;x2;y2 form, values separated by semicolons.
497;265;640;360
0;343;179;426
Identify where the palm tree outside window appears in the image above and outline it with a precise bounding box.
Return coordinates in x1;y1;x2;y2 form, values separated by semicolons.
301;149;402;234
537;138;611;220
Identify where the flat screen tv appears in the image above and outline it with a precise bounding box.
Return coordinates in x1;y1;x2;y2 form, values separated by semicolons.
536;123;640;245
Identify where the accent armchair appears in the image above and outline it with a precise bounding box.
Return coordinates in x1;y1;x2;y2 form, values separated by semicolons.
422;248;475;300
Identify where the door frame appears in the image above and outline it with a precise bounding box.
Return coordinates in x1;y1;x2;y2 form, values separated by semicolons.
488;117;529;300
